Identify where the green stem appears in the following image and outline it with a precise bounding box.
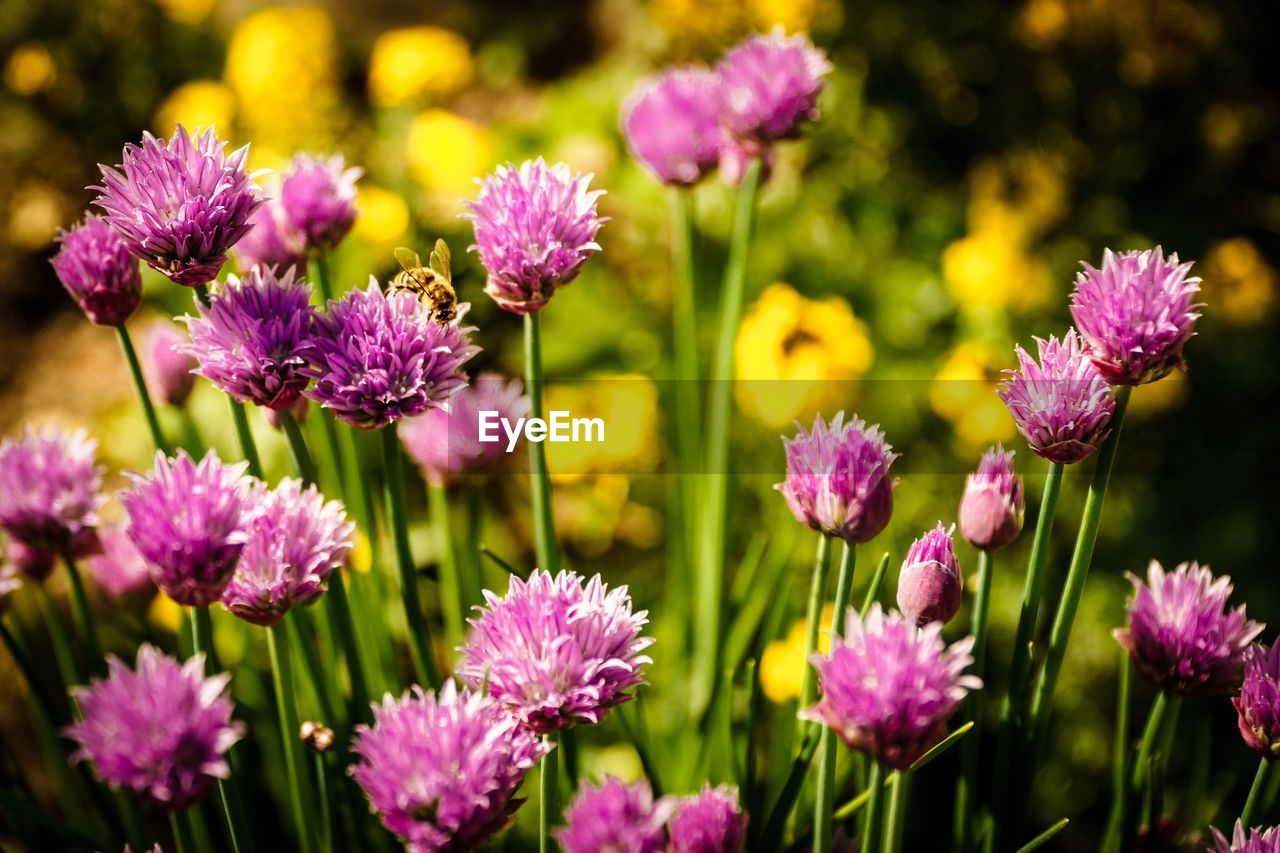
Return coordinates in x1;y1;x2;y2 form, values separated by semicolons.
382;425;441;688
955;549;993;850
695;157;763;713
61;554;103;675
169;808;196;853
816;542;857;853
1241;757;1271;830
1101;650;1133;853
190;607;251;853
1022;386;1132;788
540;737;558;853
797;534;833;739
0;619;58;724
862;761;886;853
38;586;79;689
428;482;466;651
524;312;560;574
314;251;335;304
883;770;910;853
327;572;371;724
313;750;334;853
117;325;169;453
860;551;892;615
287;611;338;726
1118;691;1170;850
669;188;702;615
268;623;315;853
279;408;318;485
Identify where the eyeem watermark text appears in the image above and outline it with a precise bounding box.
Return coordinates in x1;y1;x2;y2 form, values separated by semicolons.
478;410;606;452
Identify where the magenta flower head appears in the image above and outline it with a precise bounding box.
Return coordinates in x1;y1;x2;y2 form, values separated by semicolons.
998;330;1115;465
304;282;479;430
0;425;103;561
234;198;307;274
182;266;317;410
1209;821;1280;853
50;212;142;326
279;153;362;253
220;478;353;627
142;319;199;407
717;28;831;145
621;67;723;186
87;524;155;601
1115;560;1263;697
959;446;1025;552
458;570;653;734
94;126;260;287
1234;639;1280;760
801;604;980;770
121;450;251;607
65;645;244;810
896;523;963;627
350;680;552;852
556;777;673;853
1070;247;1203;386
668;784;748;853
464;158;606;314
776;412;897;544
399;373;530;487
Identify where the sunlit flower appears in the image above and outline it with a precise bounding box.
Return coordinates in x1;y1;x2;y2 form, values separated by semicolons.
1115;560;1263;697
368;26;473;108
65;645;244;810
1234;639;1280;760
896;523;963;627
1202;237;1277;326
234;198;307;274
668;784;747;853
153;80;235;140
406;110;492;199
459;570;653;734
556;777;672;853
958;446;1025;552
0;425;102;558
930;342;1018;448
50;212;141;327
464;159;606;314
621;67;723;186
400;374;529;487
801;604;980;770
760;603;836;703
279;153;361;252
142;319;199;407
1208;820;1280;853
350;681;551;852
87;524;154;600
353;184;410;249
94;126;260;287
716;28;831;144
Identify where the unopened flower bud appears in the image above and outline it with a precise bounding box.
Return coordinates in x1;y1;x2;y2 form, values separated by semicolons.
300;721;335;753
896;523;962;627
958;446;1025;552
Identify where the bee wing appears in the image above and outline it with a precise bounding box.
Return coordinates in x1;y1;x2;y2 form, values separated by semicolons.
428;239;451;282
393;247;430;285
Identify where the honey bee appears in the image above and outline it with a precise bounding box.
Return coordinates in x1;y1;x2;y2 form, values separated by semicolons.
390;240;457;325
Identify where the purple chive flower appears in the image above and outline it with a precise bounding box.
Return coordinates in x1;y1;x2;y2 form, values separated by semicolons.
121;450;251;607
801;604;980;770
958;446;1025;552
142;320;199;407
220;478;353;627
50;212;142;327
897;523;963;627
668;784;748;853
65;645;244;810
1115;560;1264;697
776;412;898;544
279;153;362;253
997;330;1115;465
350;680;552;852
0;562;22;612
234;199;307;274
1070;247;1203;386
1234;639;1280;760
0;425;103;559
182;266;317;410
555;777;673;853
87;524;155;600
94;126;260;287
621;67;724;186
464;158;607;314
458;570;654;734
1209;821;1280;853
399;373;530;487
717;28;832;145
304;281;479;430
4;538;54;581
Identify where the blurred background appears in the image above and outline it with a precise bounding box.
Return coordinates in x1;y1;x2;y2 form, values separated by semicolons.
2;0;1279;849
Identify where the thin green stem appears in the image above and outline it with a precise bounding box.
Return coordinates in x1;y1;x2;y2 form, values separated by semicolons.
62;553;103;675
695;157;763;713
170;808;196;853
862;761;885;853
38;586;79;689
190;607;251;853
883;770;910;853
1014;818;1069;853
382;425;441;689
816;542;857;853
327;572;371;724
314;251;335;304
524;312;560;574
117;325;169;453
279;408;318;485
0;619;58;724
669;188;702;615
313;750;334;853
287;611;339;726
428;482;466;650
268;623;315;853
1118;691;1169;850
797;534;833;740
540;737;558;853
955;549;993;850
860;551;892;615
1101;650;1133;853
1241;757;1272;830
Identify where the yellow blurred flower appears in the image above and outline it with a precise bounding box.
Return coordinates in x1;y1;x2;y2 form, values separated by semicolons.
152;0;215;25
930;342;1016;448
405;109;492;200
546;375;660;481
968;152;1066;236
1127;373;1188;418
760;603;835;703
552;473;662;558
148;594;182;634
748;0;842;33
1202;237;1276;325
4;43;56;96
153;80;235;138
369;27;473;108
352;184;410;250
348;528;373;575
7;181;64;250
654;0;838;46
734;283;874;428
941;224;1053;311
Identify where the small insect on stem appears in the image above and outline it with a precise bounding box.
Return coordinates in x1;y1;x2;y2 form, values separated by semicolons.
390;240;460;325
